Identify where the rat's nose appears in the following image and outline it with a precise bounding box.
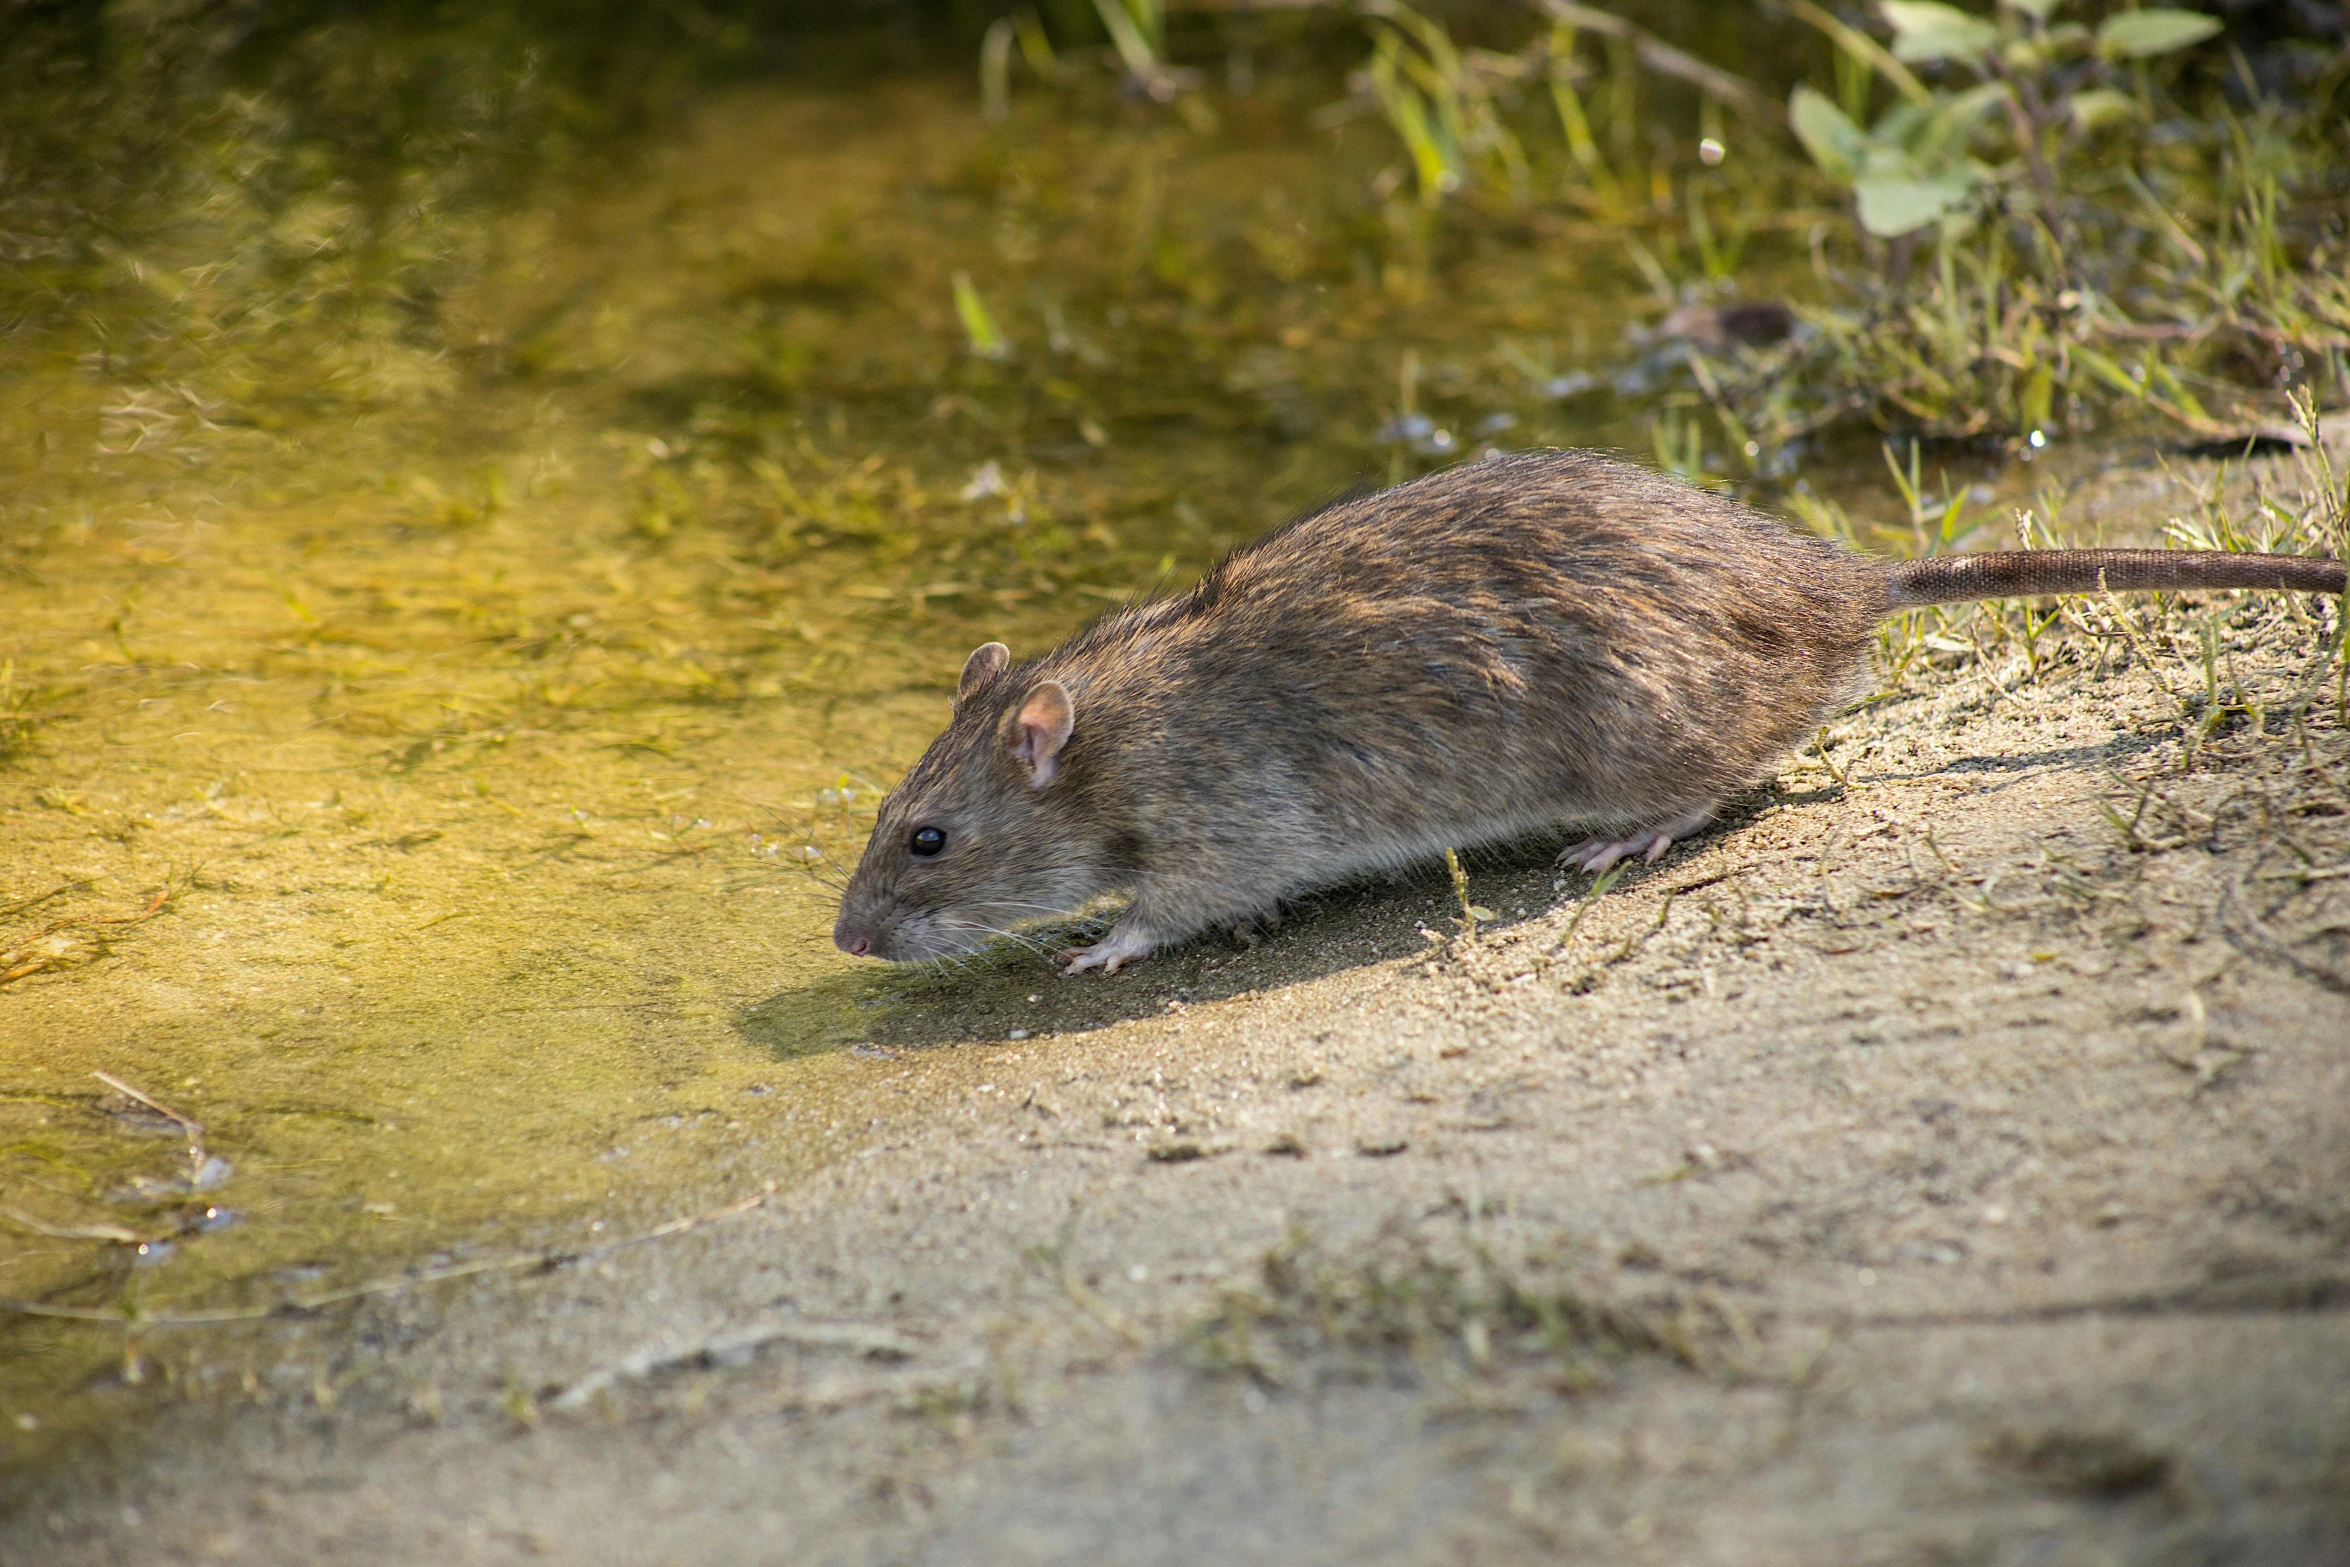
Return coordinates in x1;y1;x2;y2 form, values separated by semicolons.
835;927;874;958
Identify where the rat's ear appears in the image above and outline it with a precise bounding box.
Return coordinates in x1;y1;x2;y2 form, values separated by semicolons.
1003;680;1074;788
957;642;1010;707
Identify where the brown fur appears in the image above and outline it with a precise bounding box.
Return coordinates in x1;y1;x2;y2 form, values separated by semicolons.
832;448;2340;968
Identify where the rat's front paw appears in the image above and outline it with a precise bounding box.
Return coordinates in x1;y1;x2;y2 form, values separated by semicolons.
1557;830;1672;874
1057;924;1157;975
1557;806;1717;875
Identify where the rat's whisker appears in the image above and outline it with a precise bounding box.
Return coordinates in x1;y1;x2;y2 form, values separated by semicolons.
937;918;1055;957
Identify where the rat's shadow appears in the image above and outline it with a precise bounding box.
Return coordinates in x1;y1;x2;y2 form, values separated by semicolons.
1874;734;2149;780
850;861;1479;1051
731;794;1790;1054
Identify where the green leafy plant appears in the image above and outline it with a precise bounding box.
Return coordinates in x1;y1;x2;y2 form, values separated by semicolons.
1788;1;2221;238
1305;1;2339;452
1709;1;2346;447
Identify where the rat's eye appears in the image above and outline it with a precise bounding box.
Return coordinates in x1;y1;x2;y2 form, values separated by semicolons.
908;825;946;857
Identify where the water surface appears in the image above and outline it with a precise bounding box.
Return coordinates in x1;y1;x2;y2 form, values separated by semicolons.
1;71;1780;1447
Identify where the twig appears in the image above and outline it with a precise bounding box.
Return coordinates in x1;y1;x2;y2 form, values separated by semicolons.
2220;872;2350;997
2258;862;2350;884
1807;1276;2350;1330
1534;1;1779;119
548;1315;923;1410
92;1068;215;1194
92;1071;203;1138
0;882;85;921
0;1208;148;1245
0;885;174;987
0;1186;776;1330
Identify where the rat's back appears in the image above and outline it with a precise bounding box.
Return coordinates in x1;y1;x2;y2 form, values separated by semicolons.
1051;449;1881;900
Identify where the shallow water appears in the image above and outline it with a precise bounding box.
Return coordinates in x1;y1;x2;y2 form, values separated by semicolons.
0;72;1841;1448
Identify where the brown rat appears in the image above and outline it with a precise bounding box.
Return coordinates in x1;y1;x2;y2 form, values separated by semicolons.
832;449;2344;973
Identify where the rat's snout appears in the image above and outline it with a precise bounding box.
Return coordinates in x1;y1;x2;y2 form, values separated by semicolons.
834;870;900;960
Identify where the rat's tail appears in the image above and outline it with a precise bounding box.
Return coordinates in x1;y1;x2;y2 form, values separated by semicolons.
1883;549;2346;609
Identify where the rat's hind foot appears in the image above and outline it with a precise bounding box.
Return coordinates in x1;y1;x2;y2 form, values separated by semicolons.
1557;807;1716;875
1057;921;1159;975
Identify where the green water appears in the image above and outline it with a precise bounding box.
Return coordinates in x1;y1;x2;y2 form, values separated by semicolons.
0;61;1795;1450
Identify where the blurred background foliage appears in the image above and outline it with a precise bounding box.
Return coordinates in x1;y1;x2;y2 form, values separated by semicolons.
2;1;2345;477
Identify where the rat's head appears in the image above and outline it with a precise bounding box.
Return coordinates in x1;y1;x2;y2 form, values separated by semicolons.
833;642;1121;962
